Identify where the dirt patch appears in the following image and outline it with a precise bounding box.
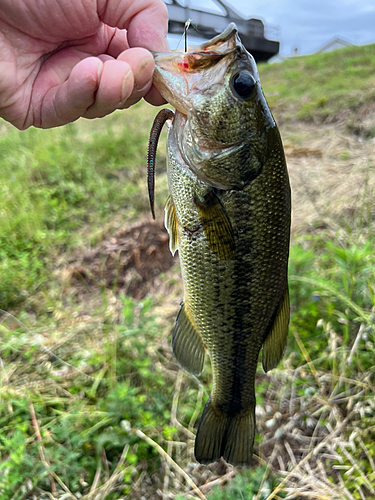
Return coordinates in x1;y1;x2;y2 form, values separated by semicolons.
65;219;178;300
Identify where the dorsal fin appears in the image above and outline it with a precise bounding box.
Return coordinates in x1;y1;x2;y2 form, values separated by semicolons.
262;285;290;372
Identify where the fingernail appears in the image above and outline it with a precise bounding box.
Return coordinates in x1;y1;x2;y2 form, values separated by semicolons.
97;60;104;81
135;56;154;90
121;71;134;104
160;36;170;53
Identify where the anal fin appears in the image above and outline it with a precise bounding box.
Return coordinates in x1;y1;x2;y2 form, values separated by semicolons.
164;195;178;255
172;302;205;376
262;285;290;372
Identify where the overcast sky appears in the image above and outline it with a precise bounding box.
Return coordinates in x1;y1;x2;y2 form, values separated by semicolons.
166;0;375;56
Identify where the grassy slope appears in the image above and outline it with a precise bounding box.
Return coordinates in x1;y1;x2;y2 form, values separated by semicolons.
259;43;375;132
0;44;374;499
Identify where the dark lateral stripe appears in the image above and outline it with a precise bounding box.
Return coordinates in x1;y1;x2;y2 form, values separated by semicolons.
214;191;255;416
228;228;254;414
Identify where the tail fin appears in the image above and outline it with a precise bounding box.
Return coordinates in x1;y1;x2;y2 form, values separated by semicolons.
194;399;255;467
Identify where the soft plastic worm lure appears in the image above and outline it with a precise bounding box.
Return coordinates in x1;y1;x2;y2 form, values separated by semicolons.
147;108;174;219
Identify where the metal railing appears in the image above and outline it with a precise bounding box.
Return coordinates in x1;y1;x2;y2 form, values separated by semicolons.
163;0;280;61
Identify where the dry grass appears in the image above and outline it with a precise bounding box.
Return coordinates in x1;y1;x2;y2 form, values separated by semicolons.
281;123;375;235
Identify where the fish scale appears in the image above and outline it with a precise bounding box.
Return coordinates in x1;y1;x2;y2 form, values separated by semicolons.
148;23;291;466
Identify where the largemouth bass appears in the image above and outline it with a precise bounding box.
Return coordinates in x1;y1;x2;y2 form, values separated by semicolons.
148;23;291;466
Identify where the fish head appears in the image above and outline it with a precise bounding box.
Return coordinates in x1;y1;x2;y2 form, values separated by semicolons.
152;23;277;189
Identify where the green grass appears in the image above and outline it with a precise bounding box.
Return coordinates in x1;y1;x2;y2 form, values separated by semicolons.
0;43;374;499
0;297;172;496
1;230;373;499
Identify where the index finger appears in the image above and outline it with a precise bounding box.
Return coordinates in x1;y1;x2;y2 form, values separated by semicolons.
98;0;170;52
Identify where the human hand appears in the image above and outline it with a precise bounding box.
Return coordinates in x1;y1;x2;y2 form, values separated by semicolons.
0;0;169;129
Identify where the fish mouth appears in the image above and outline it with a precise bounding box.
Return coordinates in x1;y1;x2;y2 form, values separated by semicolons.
151;23;243;114
152;22;238;65
152;23;254;190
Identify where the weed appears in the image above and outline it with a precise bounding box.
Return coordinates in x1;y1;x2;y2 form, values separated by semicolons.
205;467;286;500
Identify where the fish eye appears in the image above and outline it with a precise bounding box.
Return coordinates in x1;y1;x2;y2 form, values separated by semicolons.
231;71;256;99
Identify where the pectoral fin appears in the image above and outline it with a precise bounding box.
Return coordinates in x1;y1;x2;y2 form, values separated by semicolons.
164;195;178;256
195;191;235;261
172;302;206;376
262;285;290;372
